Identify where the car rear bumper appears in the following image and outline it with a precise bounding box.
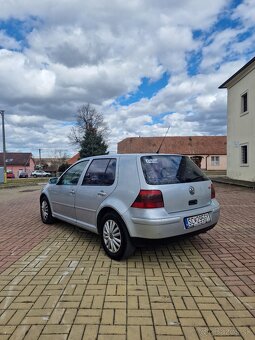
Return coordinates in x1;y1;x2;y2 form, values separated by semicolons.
124;200;220;239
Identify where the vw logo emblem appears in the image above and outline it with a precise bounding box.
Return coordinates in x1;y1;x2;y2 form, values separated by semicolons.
189;186;195;195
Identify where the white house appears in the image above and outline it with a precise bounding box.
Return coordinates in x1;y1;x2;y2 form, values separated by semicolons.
219;57;255;182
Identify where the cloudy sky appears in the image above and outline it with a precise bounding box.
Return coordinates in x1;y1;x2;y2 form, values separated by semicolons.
0;0;254;158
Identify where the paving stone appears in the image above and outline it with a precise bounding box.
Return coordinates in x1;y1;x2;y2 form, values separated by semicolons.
8;325;30;340
0;184;255;339
42;325;71;334
127;325;140;340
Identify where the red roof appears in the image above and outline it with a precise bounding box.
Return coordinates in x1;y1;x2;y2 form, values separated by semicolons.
0;152;33;166
67;153;80;164
118;136;227;155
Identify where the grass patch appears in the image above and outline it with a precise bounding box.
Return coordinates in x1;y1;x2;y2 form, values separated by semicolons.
0;177;49;189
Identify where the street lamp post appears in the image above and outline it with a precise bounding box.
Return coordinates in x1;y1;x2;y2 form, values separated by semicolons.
0;110;7;183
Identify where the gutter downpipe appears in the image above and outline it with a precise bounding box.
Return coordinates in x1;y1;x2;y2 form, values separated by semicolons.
205;155;210;171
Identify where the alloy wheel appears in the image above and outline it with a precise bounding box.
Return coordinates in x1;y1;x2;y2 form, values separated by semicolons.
41;200;49;221
103;219;122;253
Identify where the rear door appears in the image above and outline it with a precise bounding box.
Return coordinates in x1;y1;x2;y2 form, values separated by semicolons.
140;155;212;213
75;158;117;231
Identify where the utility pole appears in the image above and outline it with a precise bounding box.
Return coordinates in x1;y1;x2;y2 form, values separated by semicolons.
0;110;7;183
39;148;42;169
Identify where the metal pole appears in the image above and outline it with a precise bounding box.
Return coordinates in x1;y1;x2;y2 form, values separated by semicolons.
0;110;7;183
39;148;41;169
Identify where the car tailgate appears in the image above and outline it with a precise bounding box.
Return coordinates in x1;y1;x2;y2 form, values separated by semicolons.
161;180;212;214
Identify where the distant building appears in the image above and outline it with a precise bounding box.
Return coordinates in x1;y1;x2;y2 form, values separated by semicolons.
33;156;68;176
0;152;35;178
117;136;227;171
219;56;255;182
67;153;80;165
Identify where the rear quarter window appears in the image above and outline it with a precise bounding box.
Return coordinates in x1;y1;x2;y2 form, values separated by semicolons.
141;155;208;185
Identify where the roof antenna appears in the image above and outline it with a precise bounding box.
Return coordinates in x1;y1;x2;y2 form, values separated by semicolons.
156;126;170;154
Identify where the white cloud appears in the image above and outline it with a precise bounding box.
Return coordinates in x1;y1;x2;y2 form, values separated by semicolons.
0;30;20;49
5;114;75;156
233;0;255;27
0;49;56;100
0;0;253;156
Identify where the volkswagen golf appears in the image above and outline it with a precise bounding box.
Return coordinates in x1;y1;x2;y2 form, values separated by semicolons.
40;154;220;260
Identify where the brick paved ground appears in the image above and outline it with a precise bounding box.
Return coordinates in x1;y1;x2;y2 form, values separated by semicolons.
0;184;254;339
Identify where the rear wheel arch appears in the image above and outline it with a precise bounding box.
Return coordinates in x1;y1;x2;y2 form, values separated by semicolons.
97;207;123;233
97;207;135;260
97;207;130;236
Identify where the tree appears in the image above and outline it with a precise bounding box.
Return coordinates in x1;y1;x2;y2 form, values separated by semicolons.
58;162;70;173
49;150;69;170
69;104;109;158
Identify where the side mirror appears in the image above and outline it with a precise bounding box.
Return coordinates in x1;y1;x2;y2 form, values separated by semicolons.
49;177;58;184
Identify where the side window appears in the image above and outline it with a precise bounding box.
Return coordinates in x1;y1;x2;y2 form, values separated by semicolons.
211;156;220;166
240;144;248;166
241;92;248;114
58;161;88;185
82;159;116;186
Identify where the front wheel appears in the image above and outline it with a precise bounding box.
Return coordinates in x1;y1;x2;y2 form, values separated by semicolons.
40;196;55;224
100;212;135;261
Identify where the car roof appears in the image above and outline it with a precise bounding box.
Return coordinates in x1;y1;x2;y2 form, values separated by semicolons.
78;153;183;162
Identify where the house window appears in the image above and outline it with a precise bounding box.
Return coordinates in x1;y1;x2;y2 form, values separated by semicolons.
241;92;248;114
240;144;248;165
211;156;220;166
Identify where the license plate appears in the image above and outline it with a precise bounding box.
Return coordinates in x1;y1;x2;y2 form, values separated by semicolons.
184;213;211;229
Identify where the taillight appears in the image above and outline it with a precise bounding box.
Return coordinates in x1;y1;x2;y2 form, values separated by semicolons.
211;184;215;199
131;190;164;209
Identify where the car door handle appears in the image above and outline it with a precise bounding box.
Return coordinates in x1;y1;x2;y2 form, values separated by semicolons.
97;191;107;197
69;189;75;195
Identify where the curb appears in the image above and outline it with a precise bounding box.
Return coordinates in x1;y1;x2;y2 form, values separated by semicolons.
212;176;255;189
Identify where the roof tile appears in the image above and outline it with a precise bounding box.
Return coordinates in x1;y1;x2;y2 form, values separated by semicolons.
118;136;227;155
0;152;33;166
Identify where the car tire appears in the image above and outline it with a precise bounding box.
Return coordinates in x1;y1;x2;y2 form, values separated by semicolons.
40;196;55;224
100;212;135;260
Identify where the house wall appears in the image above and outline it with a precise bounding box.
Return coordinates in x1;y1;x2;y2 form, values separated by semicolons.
200;155;227;171
118;138;227;171
189;155;226;170
227;68;255;181
7;158;35;178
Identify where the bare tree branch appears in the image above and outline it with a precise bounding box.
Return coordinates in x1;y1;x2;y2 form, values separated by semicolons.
68;104;109;156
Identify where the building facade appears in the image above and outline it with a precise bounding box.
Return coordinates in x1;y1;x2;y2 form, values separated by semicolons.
219;57;255;182
118;136;227;171
0;152;35;178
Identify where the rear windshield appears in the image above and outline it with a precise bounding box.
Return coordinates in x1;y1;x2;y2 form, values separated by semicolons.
141;155;209;185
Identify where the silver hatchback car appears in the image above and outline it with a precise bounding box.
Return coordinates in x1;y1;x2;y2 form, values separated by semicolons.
40;154;220;260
